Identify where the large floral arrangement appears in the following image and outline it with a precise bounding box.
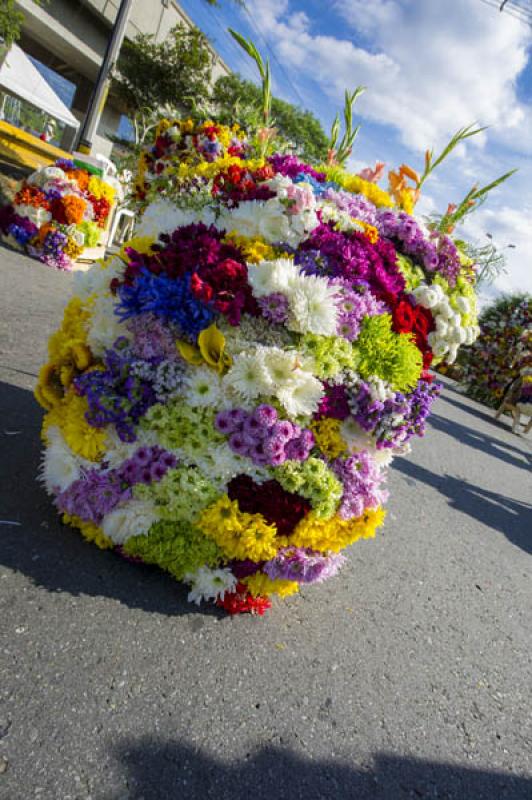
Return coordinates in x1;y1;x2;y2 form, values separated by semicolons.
33;109;488;614
0;160;116;269
458;294;531;407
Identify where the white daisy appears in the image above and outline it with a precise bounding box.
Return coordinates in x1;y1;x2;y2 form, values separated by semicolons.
184;566;237;605
135;199;214;240
184;366;223;408
223;352;271;400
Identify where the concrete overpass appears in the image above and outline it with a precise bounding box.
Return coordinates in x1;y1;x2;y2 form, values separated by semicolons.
16;0;230;156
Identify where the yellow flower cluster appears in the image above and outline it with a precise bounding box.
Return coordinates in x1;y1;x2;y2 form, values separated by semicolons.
291;507;386;552
310;418;347;460
87;175;116;203
197;495;285;562
35;298;93;411
172;156;266;184
223;234;280;264
64;238;84;260
62;513;114;550
42;389;106;461
323;167;394;208
243;573;299;598
356;221;379;244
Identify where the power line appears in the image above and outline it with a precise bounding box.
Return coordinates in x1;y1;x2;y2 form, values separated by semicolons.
479;0;532;25
241;5;308;108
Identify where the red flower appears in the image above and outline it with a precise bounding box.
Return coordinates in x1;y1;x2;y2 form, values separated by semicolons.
216;583;272;615
412;305;434;338
392;300;415;333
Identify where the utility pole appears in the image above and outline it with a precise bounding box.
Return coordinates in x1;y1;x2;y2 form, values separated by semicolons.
76;0;134;155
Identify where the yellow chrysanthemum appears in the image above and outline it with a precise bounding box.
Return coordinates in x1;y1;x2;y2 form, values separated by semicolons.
358;221;379;244
243;573;299;598
310;418;348;460
47;297;91;364
59;390;106;462
87;175;116;203
63;514;114;550
223;234;280;264
116;235;156;261
197;495;283;562
322;167;394;208
291;507;386;552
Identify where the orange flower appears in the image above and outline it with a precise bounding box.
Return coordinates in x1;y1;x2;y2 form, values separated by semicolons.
38;222;56;243
61;195;87;225
65;169;89;192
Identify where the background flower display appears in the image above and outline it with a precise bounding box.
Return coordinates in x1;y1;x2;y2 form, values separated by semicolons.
34;110;490;614
0;160;116;269
457;294;531;408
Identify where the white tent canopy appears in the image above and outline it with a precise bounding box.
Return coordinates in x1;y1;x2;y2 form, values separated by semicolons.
0;44;79;129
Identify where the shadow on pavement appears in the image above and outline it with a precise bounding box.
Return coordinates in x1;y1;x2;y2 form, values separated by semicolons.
438;393;532;439
428;412;532;472
395;458;532;555
107;740;532;800
0;379;220;618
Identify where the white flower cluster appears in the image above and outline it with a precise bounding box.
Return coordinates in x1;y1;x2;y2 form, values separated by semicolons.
184;566;236;605
413;283;479;364
223;345;323;417
248;257;339;336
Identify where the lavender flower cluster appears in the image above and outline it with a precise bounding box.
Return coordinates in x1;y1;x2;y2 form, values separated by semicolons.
323;188;378;225
333;451;389;519
215;405;315;466
376;210;461;286
348;378;442;448
264;547;347;583
75;337;157;442
56;445;176;523
334;280;386;340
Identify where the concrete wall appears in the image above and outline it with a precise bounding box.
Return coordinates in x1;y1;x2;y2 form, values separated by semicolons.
16;0;230;154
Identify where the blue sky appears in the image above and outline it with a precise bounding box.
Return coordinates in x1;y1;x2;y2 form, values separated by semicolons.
180;0;532;299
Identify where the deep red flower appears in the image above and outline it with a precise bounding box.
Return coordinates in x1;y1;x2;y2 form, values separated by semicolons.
228;475;311;536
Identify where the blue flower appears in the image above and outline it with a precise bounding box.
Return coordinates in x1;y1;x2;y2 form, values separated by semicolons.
115;269;214;338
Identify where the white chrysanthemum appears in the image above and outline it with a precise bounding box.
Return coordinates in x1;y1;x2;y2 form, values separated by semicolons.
340;419;394;467
217;201;263;240
40;426;91;493
413;284;443;309
276;371;324;417
135;199;214;239
366;376;395;403
27;166;65;187
290;208;319;240
101;499;159;545
247;258;299;298
260;198;294;243
223;351;271;400
260;346;307;386
184;566;237;605
185;367;223;407
427;333;449;358
86;293;130;356
455;296;470;314
288;275;338;336
264;173;293;199
16;205;52;227
74;256;124;301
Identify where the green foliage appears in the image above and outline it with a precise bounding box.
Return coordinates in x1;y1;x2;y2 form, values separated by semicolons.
356;315;423;392
328;86;365;165
0;0;46;49
212;73;328;163
113;24;214;115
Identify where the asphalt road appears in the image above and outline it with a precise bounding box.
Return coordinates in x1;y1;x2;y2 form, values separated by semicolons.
1;247;531;800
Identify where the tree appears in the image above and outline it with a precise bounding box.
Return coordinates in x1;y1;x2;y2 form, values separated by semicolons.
112;24;214;115
0;0;46;49
212;74;329;164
